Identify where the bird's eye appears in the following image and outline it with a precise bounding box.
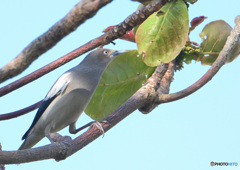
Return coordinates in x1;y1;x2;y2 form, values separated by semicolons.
103;51;108;55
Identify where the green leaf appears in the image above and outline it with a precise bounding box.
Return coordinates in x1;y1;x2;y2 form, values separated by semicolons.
85;50;155;121
199;20;240;65
135;0;189;66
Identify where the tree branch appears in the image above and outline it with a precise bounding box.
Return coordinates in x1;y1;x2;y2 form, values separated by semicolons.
0;0;113;83
0;100;42;121
139;61;175;113
138;63;171;113
158;15;240;104
0;0;167;98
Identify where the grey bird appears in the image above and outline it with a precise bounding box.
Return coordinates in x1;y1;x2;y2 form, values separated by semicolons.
19;48;125;150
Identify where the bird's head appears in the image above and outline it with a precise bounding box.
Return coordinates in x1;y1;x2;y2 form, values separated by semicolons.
81;48;128;68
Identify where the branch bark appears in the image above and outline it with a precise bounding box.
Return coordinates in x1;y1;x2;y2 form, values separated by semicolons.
139;61;175;113
0;0;113;83
0;0;167;97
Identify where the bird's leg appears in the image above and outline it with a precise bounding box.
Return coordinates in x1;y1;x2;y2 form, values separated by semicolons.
45;133;55;144
69;121;95;134
69;120;109;137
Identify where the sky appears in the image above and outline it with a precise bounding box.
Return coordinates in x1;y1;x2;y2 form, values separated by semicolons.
0;0;240;170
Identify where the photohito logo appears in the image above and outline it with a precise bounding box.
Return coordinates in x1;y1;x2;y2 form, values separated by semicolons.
210;161;238;167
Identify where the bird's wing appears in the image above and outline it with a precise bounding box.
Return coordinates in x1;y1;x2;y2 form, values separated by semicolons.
45;72;71;100
22;72;72;140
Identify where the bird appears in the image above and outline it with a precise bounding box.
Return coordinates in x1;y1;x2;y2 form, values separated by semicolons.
19;48;125;150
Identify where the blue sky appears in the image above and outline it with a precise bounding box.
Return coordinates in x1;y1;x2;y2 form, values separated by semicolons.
0;0;240;170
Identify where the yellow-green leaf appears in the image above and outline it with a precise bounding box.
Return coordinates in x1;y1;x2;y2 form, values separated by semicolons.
135;0;189;66
199;20;240;65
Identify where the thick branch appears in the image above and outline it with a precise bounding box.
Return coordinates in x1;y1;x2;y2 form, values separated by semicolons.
158;15;240;103
0;0;113;83
138;63;170;113
140;61;175;113
0;0;167;97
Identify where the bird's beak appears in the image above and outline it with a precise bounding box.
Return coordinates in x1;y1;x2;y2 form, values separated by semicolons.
111;50;129;56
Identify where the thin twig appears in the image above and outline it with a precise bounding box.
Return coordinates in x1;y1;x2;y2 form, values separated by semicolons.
0;100;42;121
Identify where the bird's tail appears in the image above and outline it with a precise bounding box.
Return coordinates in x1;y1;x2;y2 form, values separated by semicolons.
18;133;44;150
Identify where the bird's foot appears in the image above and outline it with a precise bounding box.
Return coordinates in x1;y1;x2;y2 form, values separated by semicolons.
70;120;108;136
90;121;107;138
